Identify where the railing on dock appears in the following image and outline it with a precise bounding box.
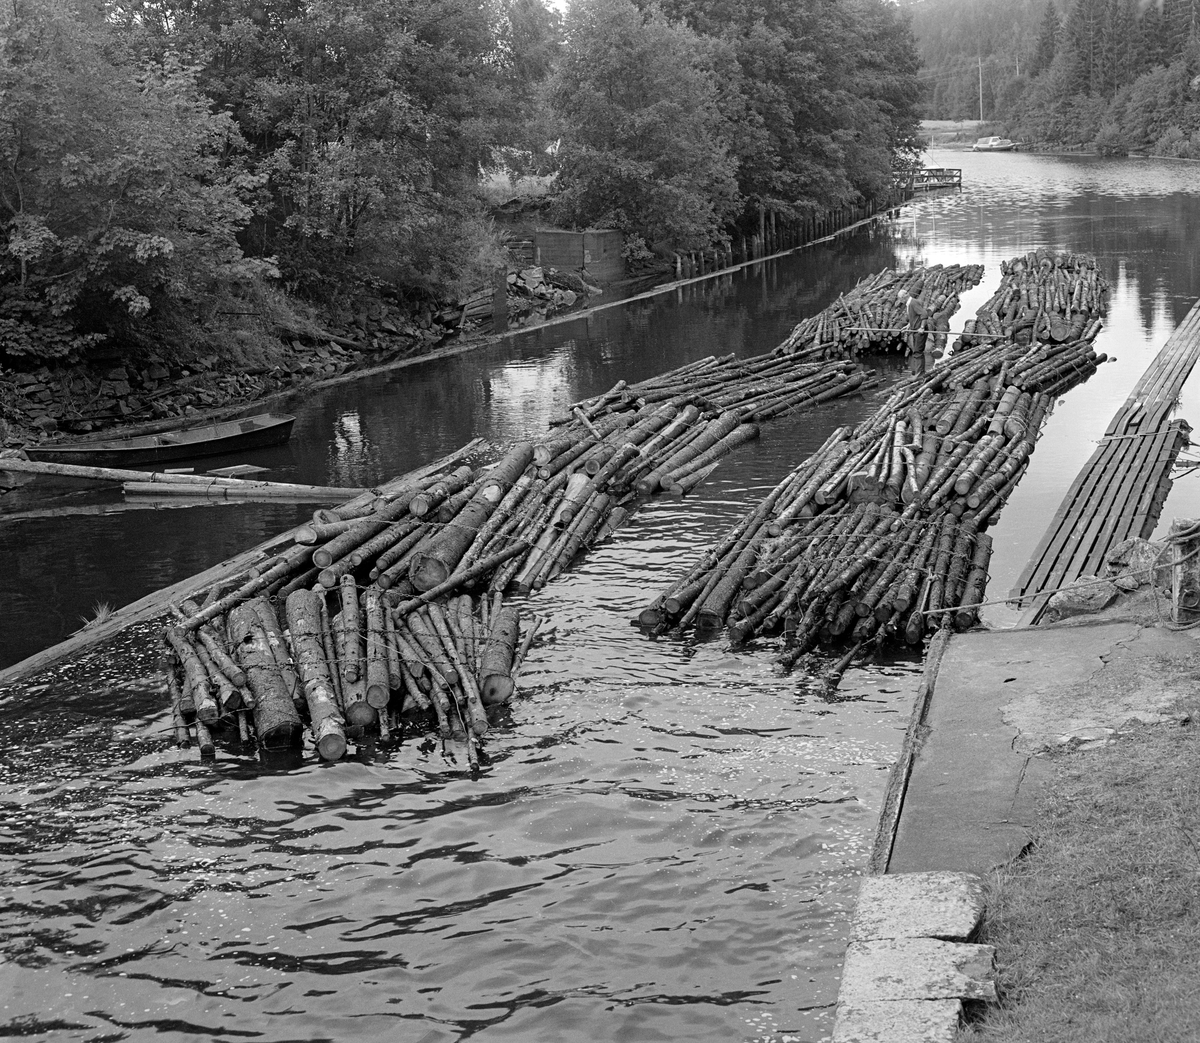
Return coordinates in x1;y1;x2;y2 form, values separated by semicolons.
892;167;963;194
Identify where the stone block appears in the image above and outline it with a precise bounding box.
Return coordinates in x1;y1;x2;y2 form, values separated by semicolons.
853;872;985;942
832;999;962;1043
840;938;996;1004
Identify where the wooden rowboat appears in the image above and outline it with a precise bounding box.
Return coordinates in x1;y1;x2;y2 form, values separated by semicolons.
23;412;296;467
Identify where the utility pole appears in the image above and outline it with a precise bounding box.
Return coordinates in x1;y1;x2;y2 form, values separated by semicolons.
978;56;984;122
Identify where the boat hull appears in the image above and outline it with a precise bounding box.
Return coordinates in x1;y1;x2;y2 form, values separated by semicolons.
972;136;1018;152
24;413;296;467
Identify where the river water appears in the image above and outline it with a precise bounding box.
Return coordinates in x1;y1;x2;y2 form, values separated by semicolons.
3;151;1200;1042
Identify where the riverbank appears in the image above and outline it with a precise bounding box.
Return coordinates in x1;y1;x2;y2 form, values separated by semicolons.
0;282;583;451
0;196;904;457
832;590;1200;1043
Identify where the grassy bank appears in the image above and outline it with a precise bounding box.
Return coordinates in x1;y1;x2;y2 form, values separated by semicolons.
957;690;1200;1042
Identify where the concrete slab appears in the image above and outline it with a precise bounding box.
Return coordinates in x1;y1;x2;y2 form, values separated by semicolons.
832;999;962;1043
887;620;1200;874
852;872;984;942
840;938;997;1003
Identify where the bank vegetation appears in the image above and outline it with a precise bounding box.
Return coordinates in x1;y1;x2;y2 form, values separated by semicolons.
0;0;922;422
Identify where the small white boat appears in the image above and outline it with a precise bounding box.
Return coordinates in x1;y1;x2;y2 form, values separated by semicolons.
972;136;1018;152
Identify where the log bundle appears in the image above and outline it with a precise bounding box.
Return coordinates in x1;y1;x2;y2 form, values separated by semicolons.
158;256;1094;754
773;264;984;359
955;250;1107;350
638;253;1112;670
164;587;537;765
549;265;983;428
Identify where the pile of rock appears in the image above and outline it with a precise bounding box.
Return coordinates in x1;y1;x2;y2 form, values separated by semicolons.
434;266;601;330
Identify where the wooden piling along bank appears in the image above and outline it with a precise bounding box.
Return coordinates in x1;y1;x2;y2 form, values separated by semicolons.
638;251;1111;674
161;264;983;763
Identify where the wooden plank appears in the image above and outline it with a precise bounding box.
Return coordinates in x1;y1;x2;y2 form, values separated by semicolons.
1130;422;1191;539
1033;435;1142;596
123;481;364;501
1014;298;1200;624
1010;438;1117;598
1075;423;1177;578
0;456;296;486
1016;423;1169;626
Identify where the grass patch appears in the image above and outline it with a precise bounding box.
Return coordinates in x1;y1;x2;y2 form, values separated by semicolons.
958;694;1200;1042
78;601;114;629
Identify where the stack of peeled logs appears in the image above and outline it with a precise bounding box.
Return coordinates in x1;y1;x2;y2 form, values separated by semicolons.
637;251;1111;673
157;264;984;762
774;263;984;359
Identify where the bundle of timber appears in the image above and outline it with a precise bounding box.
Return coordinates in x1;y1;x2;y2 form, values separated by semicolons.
552;355;869;431
638;254;1112;672
955;249;1107;349
164;586;538;765
552;265;985;429
773;263;985;359
150;259;1012;756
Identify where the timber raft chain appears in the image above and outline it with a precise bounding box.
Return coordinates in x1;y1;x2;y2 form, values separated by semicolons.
155;255;1091;763
637;251;1111;683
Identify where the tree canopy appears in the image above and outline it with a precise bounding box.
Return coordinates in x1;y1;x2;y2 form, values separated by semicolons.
909;0;1200;155
1;0;923;367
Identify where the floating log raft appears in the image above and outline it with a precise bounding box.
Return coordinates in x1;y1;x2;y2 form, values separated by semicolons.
955;249;1107;352
165;584;537;764
638;252;1112;671
153;262;987;758
546;265;983;428
773;264;984;359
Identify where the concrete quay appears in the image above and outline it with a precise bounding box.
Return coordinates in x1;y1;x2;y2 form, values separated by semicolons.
831;608;1200;1041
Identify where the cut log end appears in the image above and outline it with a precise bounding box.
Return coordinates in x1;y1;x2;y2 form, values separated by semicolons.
411;556;451;592
480;675;515;707
365;682;390;710
344;699;378;727
313;718;347;761
637;607;664;627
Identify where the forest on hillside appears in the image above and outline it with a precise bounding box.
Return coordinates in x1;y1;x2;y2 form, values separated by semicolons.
0;0;922;371
908;0;1200;154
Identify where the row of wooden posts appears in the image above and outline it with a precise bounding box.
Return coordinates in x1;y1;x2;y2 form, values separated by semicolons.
638;250;1110;684
674;191;923;281
162;254;1107;761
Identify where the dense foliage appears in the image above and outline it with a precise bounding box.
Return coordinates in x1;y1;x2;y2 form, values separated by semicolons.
909;0;1200;154
1;0;922;367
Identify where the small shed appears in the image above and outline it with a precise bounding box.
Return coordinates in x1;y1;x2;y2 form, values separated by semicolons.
533;229;625;285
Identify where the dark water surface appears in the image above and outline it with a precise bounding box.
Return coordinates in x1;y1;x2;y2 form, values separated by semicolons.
3;151;1200;1041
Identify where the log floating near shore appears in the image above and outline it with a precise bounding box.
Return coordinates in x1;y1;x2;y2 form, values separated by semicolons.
638;251;1112;674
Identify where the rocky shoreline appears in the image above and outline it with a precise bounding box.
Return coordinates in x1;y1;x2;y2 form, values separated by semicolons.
0;265;605;451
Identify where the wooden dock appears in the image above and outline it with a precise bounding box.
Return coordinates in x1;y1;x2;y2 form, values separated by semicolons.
1011;300;1200;623
892;168;962;193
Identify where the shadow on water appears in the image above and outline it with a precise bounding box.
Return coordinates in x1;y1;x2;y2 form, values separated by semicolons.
6;153;1200;1040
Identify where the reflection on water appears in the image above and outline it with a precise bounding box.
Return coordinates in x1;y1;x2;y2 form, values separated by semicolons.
5;152;1200;1040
